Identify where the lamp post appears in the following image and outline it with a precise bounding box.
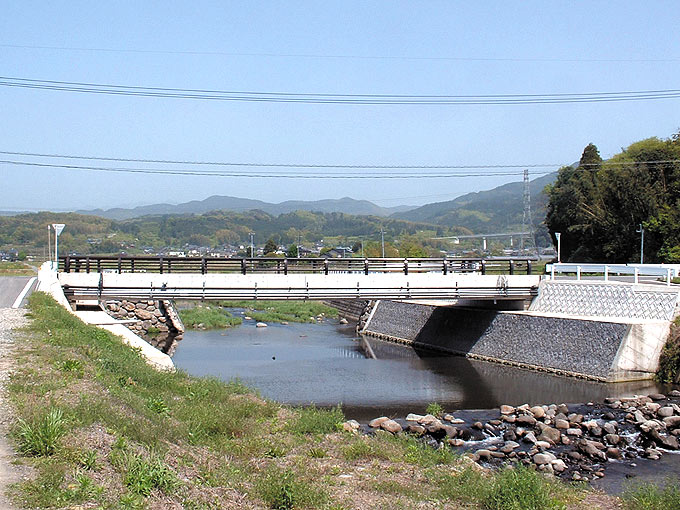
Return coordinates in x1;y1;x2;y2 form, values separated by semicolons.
636;224;644;264
555;232;562;263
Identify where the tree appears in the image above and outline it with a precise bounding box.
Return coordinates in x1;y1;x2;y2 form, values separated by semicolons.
264;238;278;255
286;244;298;258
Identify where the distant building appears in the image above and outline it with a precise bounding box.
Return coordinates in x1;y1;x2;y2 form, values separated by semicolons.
323;247;353;258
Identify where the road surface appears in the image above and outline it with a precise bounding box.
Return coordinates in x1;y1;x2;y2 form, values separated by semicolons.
0;277;37;308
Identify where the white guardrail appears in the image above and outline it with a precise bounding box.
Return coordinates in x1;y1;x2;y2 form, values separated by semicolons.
546;263;680;286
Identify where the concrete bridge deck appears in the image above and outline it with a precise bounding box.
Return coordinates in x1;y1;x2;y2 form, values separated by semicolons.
58;271;541;301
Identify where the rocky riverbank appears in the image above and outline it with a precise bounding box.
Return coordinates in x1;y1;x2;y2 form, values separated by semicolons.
344;390;680;484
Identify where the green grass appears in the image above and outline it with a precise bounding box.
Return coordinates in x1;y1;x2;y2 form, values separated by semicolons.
219;300;338;324
255;467;328;510
179;304;243;329
483;464;567;510
622;481;680;510
6;291;582;509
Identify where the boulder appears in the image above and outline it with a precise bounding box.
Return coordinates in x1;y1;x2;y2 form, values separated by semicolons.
381;420;403;434
663;416;680;428
256;322;268;328
533;452;555;465
405;413;424;422
658;407;675;418
500;405;515;415
537;426;561;444
516;415;537;427
555;419;569;430
369;417;389;428
342;420;360;433
648;393;666;401
408;424;426;435
604;433;620;445
530;406;546;419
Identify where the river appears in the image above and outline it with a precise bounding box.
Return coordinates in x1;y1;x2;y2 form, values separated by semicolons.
173;314;668;422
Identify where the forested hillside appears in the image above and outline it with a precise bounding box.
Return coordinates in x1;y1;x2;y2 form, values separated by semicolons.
546;131;680;263
0;209;466;256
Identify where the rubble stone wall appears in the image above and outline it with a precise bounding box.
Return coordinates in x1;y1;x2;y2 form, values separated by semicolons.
104;299;184;355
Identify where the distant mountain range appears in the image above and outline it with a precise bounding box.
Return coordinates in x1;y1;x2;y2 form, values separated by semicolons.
67;171;559;237
77;196;415;220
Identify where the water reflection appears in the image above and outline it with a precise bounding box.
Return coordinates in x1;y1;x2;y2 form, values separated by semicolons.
174;319;666;422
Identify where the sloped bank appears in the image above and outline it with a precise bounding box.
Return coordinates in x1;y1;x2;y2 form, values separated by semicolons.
361;299;673;381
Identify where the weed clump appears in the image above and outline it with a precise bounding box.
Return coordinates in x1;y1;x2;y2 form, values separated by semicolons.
16;407;68;456
256;468;327;510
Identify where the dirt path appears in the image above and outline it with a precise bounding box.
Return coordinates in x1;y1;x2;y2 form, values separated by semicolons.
0;308;30;509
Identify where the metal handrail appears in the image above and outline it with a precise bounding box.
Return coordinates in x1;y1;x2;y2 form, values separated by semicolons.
547;262;680;286
59;255;537;276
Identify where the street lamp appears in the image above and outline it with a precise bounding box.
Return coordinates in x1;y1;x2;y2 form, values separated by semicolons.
636;224;644;264
555;232;562;263
52;223;65;270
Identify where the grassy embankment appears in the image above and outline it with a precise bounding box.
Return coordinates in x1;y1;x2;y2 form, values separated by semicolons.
0;261;36;276
656;316;680;384
218;300;338;324
3;291;603;510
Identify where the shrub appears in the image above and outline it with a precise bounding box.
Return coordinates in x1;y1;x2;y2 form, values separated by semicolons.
16;407;68;456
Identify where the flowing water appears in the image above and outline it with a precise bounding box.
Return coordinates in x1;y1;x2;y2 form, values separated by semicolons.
173;313;668;422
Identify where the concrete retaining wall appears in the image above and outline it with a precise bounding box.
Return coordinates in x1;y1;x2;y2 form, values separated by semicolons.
531;281;679;321
362;300;671;382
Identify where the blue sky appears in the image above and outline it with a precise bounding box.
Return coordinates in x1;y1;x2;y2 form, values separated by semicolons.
1;1;679;211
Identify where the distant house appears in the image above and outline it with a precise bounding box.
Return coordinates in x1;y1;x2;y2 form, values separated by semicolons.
322;247;353;258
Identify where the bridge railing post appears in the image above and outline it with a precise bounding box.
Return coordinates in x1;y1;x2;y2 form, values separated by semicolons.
634;267;639;284
324;258;329;275
443;258;448;275
509;260;514;275
201;257;207;275
364;259;369;275
668;268;672;287
241;259;247;275
404;258;409;275
159;256;164;274
117;255;122;274
64;256;71;273
604;265;608;282
481;260;486;275
284;258;288;275
526;260;532;275
576;266;581;281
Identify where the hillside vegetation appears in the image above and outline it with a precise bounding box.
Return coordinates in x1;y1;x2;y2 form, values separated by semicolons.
546;131;680;263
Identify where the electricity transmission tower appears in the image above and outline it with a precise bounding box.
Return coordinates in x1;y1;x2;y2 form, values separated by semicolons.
521;169;539;257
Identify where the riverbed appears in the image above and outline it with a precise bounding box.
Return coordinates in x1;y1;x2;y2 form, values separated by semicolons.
173;315;668;422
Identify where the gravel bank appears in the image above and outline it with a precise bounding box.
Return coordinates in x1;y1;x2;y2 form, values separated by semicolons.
0;308;30;509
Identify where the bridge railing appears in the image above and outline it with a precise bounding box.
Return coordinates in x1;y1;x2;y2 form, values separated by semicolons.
59;255;536;276
546;263;680;286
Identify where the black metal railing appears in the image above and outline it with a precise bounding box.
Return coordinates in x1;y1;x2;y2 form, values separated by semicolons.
59;255;535;276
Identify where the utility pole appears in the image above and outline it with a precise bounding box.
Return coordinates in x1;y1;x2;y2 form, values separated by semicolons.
297;234;302;258
249;232;254;258
636;224;645;264
380;229;385;258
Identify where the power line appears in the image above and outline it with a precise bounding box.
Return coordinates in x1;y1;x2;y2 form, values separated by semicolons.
2;150;679;171
0;159;548;179
1;76;679;104
2;43;678;63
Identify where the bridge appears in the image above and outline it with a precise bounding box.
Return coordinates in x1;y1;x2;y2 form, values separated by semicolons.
57;255;541;302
